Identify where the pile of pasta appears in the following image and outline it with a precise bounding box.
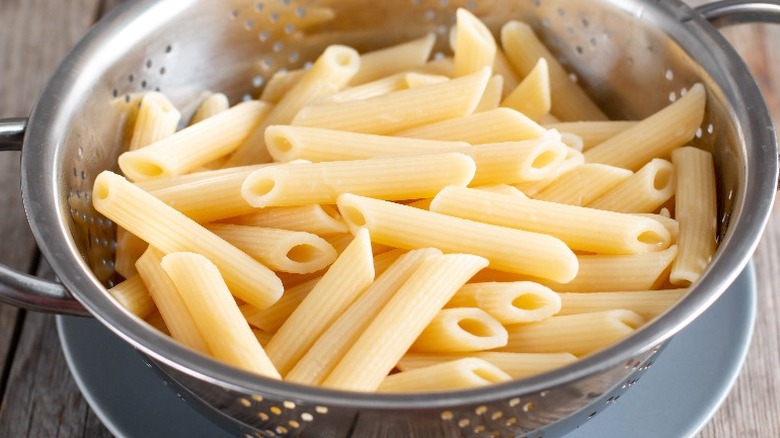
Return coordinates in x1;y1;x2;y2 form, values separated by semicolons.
94;9;716;393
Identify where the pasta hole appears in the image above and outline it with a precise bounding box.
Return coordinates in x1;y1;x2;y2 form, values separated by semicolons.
457;318;494;338
335;52;356;67
93;179;110;200
340;205;367;227
636;230;667;247
248;176;276;197
531;150;561;170
512;293;548;311
128;160;165;179
271;136;294;153
286;244;323;263
320;205;342;221
653;168;673;190
471;365;506;384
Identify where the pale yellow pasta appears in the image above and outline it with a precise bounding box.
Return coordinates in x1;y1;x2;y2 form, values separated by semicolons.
133;163;269;192
337;193;578;282
316;73;409;105
498;310;645;355
291;68;491;134
147;165;271;223
493;48;521;98
260;69;306;104
559;131;585;152
107;274;154;318
253;329;272;347
403;72;450;88
228;204;348;235
448;281;561;324
135;247;209;354
206;224;337;274
410;307;508;353
227;45;361;166
144;310;169;335
242;153;476;207
240;277;318;333
189;92;229;125
114;229;148;278
378;358;511;393
474;75;504;112
323;253;488;392
265;125;469;162
513;146;584;196
501;58;551;121
588;158;675;213
265;228;375;375
416;56;455;77
453;8;497;77
547;246;679;292
117;100;270;181
430;186;671;255
636;213;679;244
464;137;568;185
584;84;706;171
396;107;547;144
543;121;638;151
92;171;283;309
128;92;181;151
670;146;717;286
160;252;281;379
532;163;633;206
285;248;441;385
501;21;608;121
349;33;436;85
558;289;687;319
397;352;578;379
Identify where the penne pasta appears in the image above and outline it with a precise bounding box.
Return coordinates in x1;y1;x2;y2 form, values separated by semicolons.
323;253;488;392
227;204;348;235
107;274;154;318
337;193;578;282
448;281;561;324
498;310;646;355
285;248;441;385
349;33;436;85
189;92;229;125
513;146;585;196
452;8;497;77
227;45;361;166
474;75;504;112
430;186;671;255
501;20;608;121
260;69;306;104
241;153;476;207
114;228;148;278
396;107;547;144
291;68;491;134
501;58;551;121
397;352;578;379
92;171;283;309
588;158;676;213
240;276;319;333
206;224;337;274
410;307;508;353
128;92;181;151
584;83;706;171
670;147;717;286
378;358;511;393
135;247;209;354
558;289;687;319
160;252;281;378
532;163;633;206
493;48;521;98
543;120;638;151
264;228;375;375
118;100;270;181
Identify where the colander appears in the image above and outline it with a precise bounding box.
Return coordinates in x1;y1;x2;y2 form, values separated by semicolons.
0;0;778;436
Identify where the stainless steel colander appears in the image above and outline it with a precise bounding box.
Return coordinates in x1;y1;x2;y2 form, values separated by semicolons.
0;0;778;436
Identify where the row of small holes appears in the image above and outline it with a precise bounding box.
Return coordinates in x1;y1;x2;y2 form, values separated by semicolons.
111;45;173;100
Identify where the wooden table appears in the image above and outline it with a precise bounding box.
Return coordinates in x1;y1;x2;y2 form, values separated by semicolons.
0;1;777;437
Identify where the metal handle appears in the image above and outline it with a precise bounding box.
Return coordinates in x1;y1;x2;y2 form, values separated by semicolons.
696;0;780;26
0;118;89;316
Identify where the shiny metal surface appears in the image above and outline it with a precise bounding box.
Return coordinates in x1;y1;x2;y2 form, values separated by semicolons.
0;118;27;151
2;0;778;436
696;0;780;26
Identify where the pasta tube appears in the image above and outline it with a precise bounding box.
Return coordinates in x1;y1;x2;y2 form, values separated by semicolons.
378;358;511;393
189;92;229;125
448;281;561;324
228;204;348;235
337;193;578;282
128;92;181;151
92;171;283;309
396;107;547;144
501;58;551;121
107;274;154;318
118;100;270;181
410;307;508;353
533;163;633;206
543;121;637;151
588;158;675;213
398;352;578;379
430;186;672;255
453;8;497;77
160;252;280;379
350;33;436;85
323;253;488;391
242;153;476;207
558;289;687;319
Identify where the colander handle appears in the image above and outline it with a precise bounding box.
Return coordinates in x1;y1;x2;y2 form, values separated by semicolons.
695;0;780;26
0;118;90;316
